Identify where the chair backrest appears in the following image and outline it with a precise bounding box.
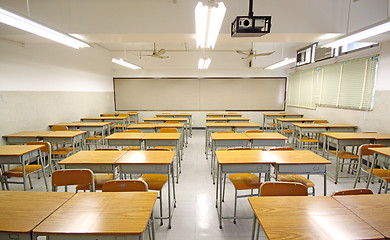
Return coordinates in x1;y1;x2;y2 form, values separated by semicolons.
214;121;227;123
245;130;263;133
117;114;128;118
227;147;251;151
52;169;95;192
314;120;328;123
27;142;51;153
165;120;179;123
216;131;234;133
95;148;120;151
128;112;138;114
123;129;142;133
160;128;178;133
51;125;68;131
359;144;385;156
102;180;148;192
270;147;295;151
260;182;308;196
332;188;373;196
146;148;171;151
102;114;115;117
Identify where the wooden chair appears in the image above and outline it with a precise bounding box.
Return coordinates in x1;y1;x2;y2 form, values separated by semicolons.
270;147;315;195
245;130;263;133
114;114;129;132
2;142;49;191
50;126;78;167
332;188;373;196
123;129;142;133
353;144;389;193
225;148;261;224
313;120;328;123
52;169;95;192
153;128;177;151
260;182;308;196
328;145;360;183
51;125;68;131
102;179;148;192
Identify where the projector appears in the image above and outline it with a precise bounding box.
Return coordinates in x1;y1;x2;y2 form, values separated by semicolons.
231;16;271;37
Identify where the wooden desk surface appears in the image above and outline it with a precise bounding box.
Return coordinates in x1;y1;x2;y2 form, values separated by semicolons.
206;117;228;121
50;122;110;127
155;123;185;128
40;130;86;138
322;132;387;140
2;131;50;138
0;191;74;233
230;122;261;127
127;123;157;129
157;113;192;116
144;117;188;121
127;112;138;115
105;133;145;140
334;194;390;238
265;150;331;165
292;123;327;128
211;133;250;140
142;133;181;140
249;196;384;240
245;133;288;140
226;117;250;120
368;147;390;157
206;123;234;127
276;118;324;122
0;145;42;156
81;116;127;120
216;150;274;165
116;150;175;165
264;113;303;117
33;192;158;236
59;151;127;165
319;123;358;128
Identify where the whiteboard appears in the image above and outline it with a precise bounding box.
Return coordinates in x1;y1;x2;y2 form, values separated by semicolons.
114;78;286;111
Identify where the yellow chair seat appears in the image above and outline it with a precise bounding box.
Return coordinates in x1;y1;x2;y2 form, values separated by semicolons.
282;130;293;134
267;123;276;126
229;173;261;190
298;137;318;143
86;136;102;141
3;165;42;177
369;169;390;181
155;146;175;151
328;150;358;159
76;174;114;191
52;150;73;155
278;175;315;188
122;146;141;151
139;174;168;191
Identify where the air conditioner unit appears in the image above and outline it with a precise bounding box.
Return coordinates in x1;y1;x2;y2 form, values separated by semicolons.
315;47;333;62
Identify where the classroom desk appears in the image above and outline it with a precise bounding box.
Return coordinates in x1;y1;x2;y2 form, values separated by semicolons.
2;131;50;144
127;123;157;133
232;122;261;133
116;150;176;229
127;112;139;124
0;145;48;191
33;192;158;240
245;133;288;148
40;130;86;152
275;118;325;133
215;150;273;229
206;117;250;123
322;132;390;183
144;117;189;142
205;123;234;158
364;147;390;189
334;194;390;239
49;122;110;143
248;196;384;240
270;150;331;195
81;116;127;131
58;150;126;177
0;191;74;240
210;133;250;183
105;132;145;149
206;113;243;117
262;113;303;130
156;113;193;137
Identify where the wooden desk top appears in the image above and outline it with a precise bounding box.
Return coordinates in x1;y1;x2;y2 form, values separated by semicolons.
226;117;250;120
50;122;110;127
276;118;325;122
127;124;157;129
319;123;358;128
230;122;261;127
81;116;127;120
206;113;225;116
105;133;145;140
249;196;384;240
33;192;158;236
3;131;50;138
155;123;184;128
211;133;250;140
224;113;242;116
116;150;175;165
245;133;288;140
292;123;328;128
40;131;86;138
265;150;331;165
157;113;192;116
59;151;127;165
216;150;274;165
144;117;188;121
0;191;74;233
334;194;390;238
0;145;42;156
206;117;228;121
264;113;303;117
322;132;390;140
368;147;390;157
206;123;233;127
141;133;181;140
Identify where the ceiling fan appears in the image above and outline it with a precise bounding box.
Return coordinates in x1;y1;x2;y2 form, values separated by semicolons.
236;43;274;59
141;43;169;59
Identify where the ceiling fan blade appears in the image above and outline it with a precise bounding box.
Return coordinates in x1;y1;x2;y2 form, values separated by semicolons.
254;51;275;56
157;49;166;55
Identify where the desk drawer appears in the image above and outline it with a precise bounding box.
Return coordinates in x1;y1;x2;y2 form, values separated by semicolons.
119;164;169;174
277;164;326;174
221;164;270;173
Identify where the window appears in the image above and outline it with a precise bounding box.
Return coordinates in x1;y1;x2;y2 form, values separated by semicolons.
287;56;378;111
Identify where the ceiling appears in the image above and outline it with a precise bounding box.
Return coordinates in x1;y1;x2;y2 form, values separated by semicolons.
0;0;389;71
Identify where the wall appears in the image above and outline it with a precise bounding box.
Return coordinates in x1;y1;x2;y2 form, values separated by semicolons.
286;40;390;133
0;40;114;145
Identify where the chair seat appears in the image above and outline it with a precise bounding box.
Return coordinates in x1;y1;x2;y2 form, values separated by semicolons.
155;146;175;151
76;174;113;191
328;150;359;159
122;146;141;151
369;169;390;180
282;130;293;134
139;174;168;191
229;173;261;190
278;175;315;188
3;165;42;177
86;136;102;141
52;150;73;155
298;137;318;143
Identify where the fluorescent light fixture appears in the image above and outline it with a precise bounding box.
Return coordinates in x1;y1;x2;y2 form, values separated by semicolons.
264;58;296;70
198;58;211;69
0;7;90;49
195;1;226;48
112;58;142;70
321;19;390;48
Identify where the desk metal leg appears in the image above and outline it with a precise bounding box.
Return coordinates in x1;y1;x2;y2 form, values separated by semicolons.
251;213;258;240
218;164;223;229
168;165;172;229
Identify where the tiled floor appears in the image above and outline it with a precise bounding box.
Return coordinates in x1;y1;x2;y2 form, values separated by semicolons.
4;129;387;239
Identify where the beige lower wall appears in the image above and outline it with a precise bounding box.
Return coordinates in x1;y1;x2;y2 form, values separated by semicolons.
0;91;114;145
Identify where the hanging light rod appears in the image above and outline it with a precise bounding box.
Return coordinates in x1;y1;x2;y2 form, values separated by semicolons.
264;58;296;70
112;58;142;70
0;7;90;49
321;19;390;49
198;58;211;69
